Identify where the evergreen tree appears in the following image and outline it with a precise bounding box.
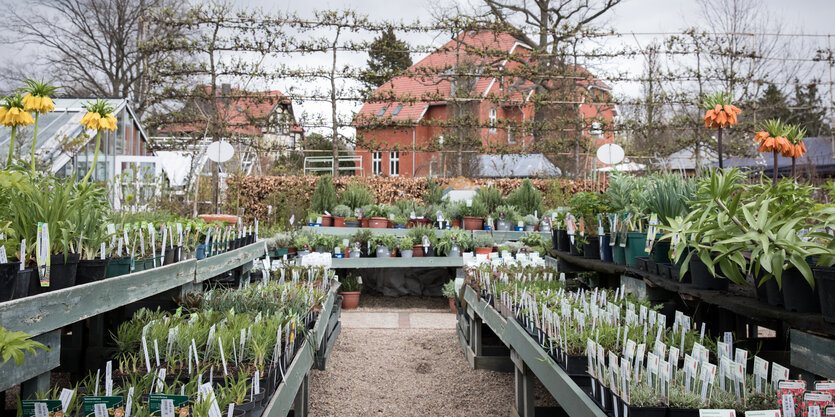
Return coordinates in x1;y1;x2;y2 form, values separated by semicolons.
792;79;831;137
360;27;413;91
758;83;792;123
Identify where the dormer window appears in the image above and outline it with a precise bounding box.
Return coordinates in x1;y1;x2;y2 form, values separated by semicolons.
376;106;389;117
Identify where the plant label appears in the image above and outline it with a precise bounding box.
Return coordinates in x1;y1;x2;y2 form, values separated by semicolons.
141;335;151;373
154;339;161;367
59;389;74;412
82;396;123;417
105;361;112;396
698;411;735;417
772;363;790;387
753;356;769;393
810;406;822;417
125;388;134;417
744;411;780;417
227;404;234;417
782;394;796;417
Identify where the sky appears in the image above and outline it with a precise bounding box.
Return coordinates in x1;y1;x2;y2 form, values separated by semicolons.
1;0;833;138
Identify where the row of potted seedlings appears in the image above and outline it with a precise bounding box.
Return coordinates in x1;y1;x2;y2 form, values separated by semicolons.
283;227;552;259
306;176;554;232
465;263;832;416
554;169;835;323
20;265;333;417
0;213;258;303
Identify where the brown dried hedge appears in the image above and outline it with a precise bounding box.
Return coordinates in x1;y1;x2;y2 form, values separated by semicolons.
226;175;604;222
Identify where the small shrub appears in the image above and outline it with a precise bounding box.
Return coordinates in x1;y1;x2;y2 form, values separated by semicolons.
311;175;337;213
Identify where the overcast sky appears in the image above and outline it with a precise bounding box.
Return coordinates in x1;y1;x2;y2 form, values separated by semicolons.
2;0;833;137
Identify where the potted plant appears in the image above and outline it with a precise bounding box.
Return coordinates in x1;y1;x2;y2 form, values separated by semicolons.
292;232;313;256
360;204;374;228
392;216;409;229
398;236;415;258
442;280;457;313
311;175;337;227
75;216;111;285
343;216;360;228
339;183;375;212
366;205;389;229
333;242;347;258
437;229;471;257
314;234;336;254
371;234;397;258
473;234;495;257
625;382;666;417
339;273;362;309
306;212;322;227
460;199;488;231
507;179;544;217
331;204;352;227
407;224;436;257
523;214;539;232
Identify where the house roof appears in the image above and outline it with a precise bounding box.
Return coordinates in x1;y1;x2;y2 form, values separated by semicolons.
477;153;561;177
718;137;834;174
355;31;611;127
0;98;147;173
657;146;717;171
162;87;303;136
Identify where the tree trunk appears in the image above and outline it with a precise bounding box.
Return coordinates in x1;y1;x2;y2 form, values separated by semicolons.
331;30;341;178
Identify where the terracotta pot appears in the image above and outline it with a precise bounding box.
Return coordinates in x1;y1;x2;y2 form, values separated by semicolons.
462;216;483;231
475;247;492;257
449;296;457;313
198;214;238;223
321;215;334;227
412;244;425;257
340;291;360;309
333;217;346;227
369;217;388;228
390;248;397;257
361;218;369;228
451;219;462;229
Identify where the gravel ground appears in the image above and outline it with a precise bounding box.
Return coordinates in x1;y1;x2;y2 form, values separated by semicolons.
308;326;557;416
354;295;449;312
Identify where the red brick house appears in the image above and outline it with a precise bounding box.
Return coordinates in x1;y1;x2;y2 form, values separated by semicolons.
353;31;616;177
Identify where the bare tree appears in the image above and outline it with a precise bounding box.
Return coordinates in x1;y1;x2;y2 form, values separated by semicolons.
1;0;185;116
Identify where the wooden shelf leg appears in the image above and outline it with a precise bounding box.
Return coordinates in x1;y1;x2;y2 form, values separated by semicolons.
470;315;483;356
293;371;310;417
20;372;50;400
512;349;535;417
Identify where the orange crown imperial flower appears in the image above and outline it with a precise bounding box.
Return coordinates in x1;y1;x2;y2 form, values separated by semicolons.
0;94;34;128
700;92;741;129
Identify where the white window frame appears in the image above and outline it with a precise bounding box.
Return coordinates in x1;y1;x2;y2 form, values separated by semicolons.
389;151;399;177
508;126;516;144
489;108;497;133
372;151;382;176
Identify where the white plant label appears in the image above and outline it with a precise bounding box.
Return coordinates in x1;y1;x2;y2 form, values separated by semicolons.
227;404;234;417
782;393;796;417
125;387;134;417
744;411;781;417
105;361;113;396
33;403;49;417
94;403;108;417
59;389;74;412
698;411;735;417
772;362;790;387
161;399;174;417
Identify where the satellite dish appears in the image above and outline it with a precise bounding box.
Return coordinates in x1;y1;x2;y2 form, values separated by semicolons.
597;143;625;165
206;140;234;163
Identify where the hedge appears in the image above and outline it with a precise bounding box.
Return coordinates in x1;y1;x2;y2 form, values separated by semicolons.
225;175;605;223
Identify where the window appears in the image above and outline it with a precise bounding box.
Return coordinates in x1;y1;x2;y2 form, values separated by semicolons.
590;122;603;139
489;109;497;133
389;151;399;177
376;106;389;117
372;152;382;176
508;126;516;144
392;104;403;116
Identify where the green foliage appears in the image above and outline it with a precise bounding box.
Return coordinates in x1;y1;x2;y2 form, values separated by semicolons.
628;382;664;407
441;280;456;297
422;177;444;206
359;27;413;91
644;174;696;226
520;232;546;248
311;175;337;213
397;235;416;249
569;191;608;233
523;214;538;226
339;183;375;210
366;204;388;218
221;372;251;405
475;185;504;214
459;198;488;218
406;224;438;246
506;179;543;216
340;273;362;292
370;234;397;251
436;228;472;255
393;215;409;226
494;204;519;224
351;229;373;245
544;179;572;208
331;204;352;218
0;327;50;366
472;233;494;248
442;200;463;220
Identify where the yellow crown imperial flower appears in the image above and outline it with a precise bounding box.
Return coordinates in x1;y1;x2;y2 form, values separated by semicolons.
21;79;58;114
0;94;34;127
80;99;117;131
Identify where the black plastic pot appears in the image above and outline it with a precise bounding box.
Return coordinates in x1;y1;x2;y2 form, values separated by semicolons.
689;256;728;290
565;355;588;375
814;266;835;323
76;258;110;285
782;267;820;313
569;239;580;256
344;220;360;228
636;256;649;272
163;247;176;265
13;268;32;299
600;235;614;262
0;262;21;302
647;259;658;275
551;230;559;249
627;406;667;417
557;229;570;252
764;277;782;306
669;408;700;417
45;253;80;292
583;236;600;260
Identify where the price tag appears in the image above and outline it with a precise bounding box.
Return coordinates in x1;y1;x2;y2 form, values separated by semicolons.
783;393;796;417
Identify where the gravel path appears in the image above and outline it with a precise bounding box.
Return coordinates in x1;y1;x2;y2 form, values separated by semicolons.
308;328;516;416
354;295;449;312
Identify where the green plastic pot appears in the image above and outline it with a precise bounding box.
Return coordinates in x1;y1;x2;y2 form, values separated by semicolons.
625;232;648;267
105;257;132;278
649;238;671;264
132;258;146;273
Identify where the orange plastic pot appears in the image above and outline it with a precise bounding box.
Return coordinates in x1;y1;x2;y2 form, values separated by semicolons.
333;217;346;227
475;247;493;257
462;216;483;231
369;217;389;228
321;215;334;227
